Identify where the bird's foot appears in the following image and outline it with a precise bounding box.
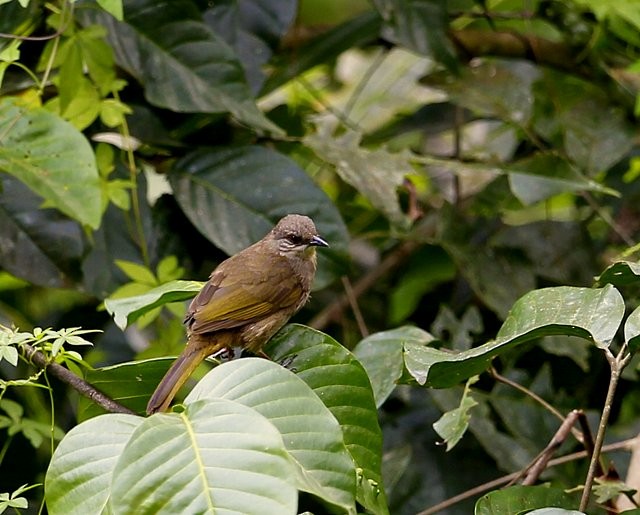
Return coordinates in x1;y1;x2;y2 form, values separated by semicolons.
278;354;298;372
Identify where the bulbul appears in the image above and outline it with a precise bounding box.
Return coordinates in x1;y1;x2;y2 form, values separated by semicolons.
146;214;328;414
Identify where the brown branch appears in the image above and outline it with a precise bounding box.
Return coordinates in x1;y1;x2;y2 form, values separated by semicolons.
341;276;369;337
309;240;419;330
22;343;137;416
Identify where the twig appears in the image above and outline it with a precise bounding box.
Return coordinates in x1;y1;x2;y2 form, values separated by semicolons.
341;276;369;337
490;367;584;444
309;240;419;330
22;344;137;416
416;438;636;515
579;347;632;511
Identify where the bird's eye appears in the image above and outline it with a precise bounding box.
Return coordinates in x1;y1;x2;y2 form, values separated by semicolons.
287;234;304;245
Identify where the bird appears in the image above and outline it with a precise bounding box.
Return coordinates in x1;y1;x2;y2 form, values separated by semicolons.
146;214;329;414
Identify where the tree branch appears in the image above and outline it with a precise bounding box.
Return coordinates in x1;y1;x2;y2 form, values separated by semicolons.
22;344;137;416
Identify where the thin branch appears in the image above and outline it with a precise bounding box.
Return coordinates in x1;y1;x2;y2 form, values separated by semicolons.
580;348;632;511
490;366;584;444
22;344;137;416
341;276;369;337
417;438;637;515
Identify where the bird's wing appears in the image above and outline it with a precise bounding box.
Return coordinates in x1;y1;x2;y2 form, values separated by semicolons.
185;257;301;335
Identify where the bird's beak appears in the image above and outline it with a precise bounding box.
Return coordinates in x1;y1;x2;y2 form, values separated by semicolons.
310;235;329;248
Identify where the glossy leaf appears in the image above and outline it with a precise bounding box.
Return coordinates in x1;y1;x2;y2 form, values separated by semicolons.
169;145;349;287
77;358;174;420
475;485;579;515
110;399;297;514
0;97;101;228
45;414;143;515
404;286;624;388
266;324;389;515
186;358;356;514
78;1;281;134
203;0;296;92
104;280;202;330
625;305;640;354
0;175;84;288
353;326;436;407
595;260;640;288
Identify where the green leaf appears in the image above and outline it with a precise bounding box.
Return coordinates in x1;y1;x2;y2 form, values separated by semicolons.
104;280;203;330
78;2;281;134
169;145;349;288
78;358;175;420
114;259;157;285
266;324;389;515
0;97;101;228
353;326;436;407
110;399;297;515
593;477;636;504
304;123;412;230
432;377;479;451
404;285;624;388
185;358;357;514
96;0;123;20
475;485;579;515
595;260;640;288
625;305;640;354
45;414;143;515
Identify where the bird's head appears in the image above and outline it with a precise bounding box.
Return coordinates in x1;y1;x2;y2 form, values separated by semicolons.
270;214;329;257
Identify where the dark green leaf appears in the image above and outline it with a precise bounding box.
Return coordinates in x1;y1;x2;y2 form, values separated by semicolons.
186;358;357;513
475;485;580;515
266;324;389;515
78;1;281;134
78;358;174;420
203;0;296;92
0;175;84;288
595;260;640;288
169;145;349;288
0;97;101;228
104;280;202;330
404;286;624;387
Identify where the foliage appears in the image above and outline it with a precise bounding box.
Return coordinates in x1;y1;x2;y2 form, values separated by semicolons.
2;0;640;514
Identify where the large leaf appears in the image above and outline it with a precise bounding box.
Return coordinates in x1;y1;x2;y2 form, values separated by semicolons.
45;414;143;515
110;399;297;514
203;0;296;93
304;123;412;230
353;326;436;407
78;1;281;134
596;260;640;288
266;324;389;515
0;97;101;228
0;175;84;288
104;279;203;330
169;145;349;287
403;285;624;388
186;358;356;513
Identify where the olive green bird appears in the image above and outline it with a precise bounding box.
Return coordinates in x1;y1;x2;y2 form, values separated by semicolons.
146;214;328;415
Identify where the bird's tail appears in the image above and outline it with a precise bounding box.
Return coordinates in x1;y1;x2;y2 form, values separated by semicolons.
146;343;213;415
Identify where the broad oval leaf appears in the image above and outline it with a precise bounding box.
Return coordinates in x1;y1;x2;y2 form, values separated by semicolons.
404;285;624;388
78;2;280;134
0;97;101;228
104;279;202;330
185;358;356;514
111;399;297;515
45;414;142;515
169;145;349;288
266;324;389;515
475;485;580;515
353;326;436;407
